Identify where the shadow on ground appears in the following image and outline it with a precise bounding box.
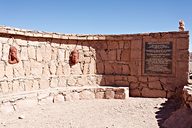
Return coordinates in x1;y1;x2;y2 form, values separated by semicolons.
155;97;182;128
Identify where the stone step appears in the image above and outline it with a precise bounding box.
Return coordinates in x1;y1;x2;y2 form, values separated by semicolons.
0;86;129;114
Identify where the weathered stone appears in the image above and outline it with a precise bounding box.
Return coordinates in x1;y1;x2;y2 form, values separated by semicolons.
130;89;141;97
20;47;28;60
148;81;162;90
23;61;31;76
0;61;5;78
124;41;131;49
141;88;166;98
105;75;115;85
108;50;116;60
15;99;37;110
121;50;130;61
65;92;79;101
104;62;114;74
13;62;24;77
50;78;58;88
177;38;188;50
58;77;67;87
0;43;2;59
32;79;39;90
96;62;104;74
95;92;105;99
53;94;64;103
122;65;130;75
36;47;43;62
40;77;50;89
79;90;95;100
43;44;52;62
117;50;121;61
1;81;9;93
131;40;142;50
58;49;65;61
0;102;14;114
51;48;58;60
70;63;82;75
2;44;9;60
63;64;70;75
148;77;159;82
99;50;108;61
114;93;125;99
30;61;42;77
105;90;115;99
67;78;77;86
77;77;88;86
114;63;122;74
128;76;137;82
24;80;33;91
89;58;96;74
108;41;118;49
28;46;36;59
12;80;20;93
49;61;57;75
129;82;139;90
42;63;50;76
5;65;13;78
56;62;63;75
139;77;148;83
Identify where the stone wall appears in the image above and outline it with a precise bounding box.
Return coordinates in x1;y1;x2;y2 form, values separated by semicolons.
183;85;192;109
0;26;189;98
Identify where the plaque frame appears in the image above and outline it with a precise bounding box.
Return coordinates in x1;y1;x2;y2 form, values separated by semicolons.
142;42;176;76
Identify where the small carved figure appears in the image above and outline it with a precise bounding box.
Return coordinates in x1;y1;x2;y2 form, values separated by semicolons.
179;20;185;31
8;46;19;64
69;49;79;66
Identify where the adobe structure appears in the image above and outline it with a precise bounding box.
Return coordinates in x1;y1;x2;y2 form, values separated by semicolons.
0;23;191;112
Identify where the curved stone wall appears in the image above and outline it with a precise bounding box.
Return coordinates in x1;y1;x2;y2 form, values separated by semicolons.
0;26;189;98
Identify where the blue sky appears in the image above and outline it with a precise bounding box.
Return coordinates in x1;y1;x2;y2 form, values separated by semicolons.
0;0;191;50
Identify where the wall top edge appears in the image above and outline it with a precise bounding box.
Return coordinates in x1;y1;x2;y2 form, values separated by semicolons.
0;25;189;40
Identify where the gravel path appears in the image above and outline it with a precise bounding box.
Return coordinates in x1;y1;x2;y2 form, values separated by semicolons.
0;98;170;128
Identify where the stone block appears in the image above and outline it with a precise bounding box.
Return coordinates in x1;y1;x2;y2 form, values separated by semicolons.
104;62;114;74
15;99;38;110
51;48;58;60
129;82;139;90
96;62;104;74
49;61;57;75
5;65;13;78
30;61;42;77
0;102;14;114
2;44;9;61
95;92;105;99
0;43;2;59
131;49;141;60
67;78;77;86
114;93;125;99
141;88;166;98
177;38;189;50
129;89;141;97
28;46;36;59
20;47;28;60
117;50;121;61
124;41;131;49
12;80;20;93
79;90;95;100
121;50;130;61
56;62;63;75
24;80;33;91
42;63;50;76
58;77;67;87
107;41;118;49
50;78;58;88
33;79;39;90
177;50;189;62
108;50;116;61
65;92;80;101
70;63;82;75
40;77;50;89
99;50;108;61
53;94;64;103
43;44;52;62
139;76;148;83
128;76;138;82
105;90;115;99
105;75;115;85
119;41;124;49
131;40;142;50
13;62;25;77
1;81;9;93
23;61;31;76
63;64;71;75
122;65;130;75
148;81;162;90
36;47;43;62
89;58;96;74
0;61;5;79
58;49;65;61
113;63;122;74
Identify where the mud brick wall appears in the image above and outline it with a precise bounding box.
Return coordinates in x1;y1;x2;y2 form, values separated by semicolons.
0;26;189;98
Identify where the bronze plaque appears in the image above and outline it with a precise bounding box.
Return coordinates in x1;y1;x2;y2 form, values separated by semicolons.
144;42;173;74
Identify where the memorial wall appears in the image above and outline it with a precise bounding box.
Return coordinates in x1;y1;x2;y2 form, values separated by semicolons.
0;26;189;98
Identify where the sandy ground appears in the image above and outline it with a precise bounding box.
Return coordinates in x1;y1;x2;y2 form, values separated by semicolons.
0;98;184;128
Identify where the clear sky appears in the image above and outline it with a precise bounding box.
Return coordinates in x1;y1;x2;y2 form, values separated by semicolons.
0;0;191;50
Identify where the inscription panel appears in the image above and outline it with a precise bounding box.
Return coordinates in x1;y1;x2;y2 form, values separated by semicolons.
144;42;173;75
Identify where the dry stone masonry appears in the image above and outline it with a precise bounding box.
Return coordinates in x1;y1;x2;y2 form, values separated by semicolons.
0;25;189;101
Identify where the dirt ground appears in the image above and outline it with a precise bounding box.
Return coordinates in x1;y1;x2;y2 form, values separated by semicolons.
0;97;187;128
